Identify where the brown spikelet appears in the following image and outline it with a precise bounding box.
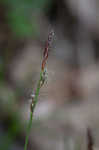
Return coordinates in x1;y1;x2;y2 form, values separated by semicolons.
42;30;54;70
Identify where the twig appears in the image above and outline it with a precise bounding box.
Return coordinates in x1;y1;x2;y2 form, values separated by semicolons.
87;128;94;150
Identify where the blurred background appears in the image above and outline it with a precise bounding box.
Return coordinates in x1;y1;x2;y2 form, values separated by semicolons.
0;0;99;150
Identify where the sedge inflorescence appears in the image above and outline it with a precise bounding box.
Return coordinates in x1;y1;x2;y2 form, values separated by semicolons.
30;30;54;114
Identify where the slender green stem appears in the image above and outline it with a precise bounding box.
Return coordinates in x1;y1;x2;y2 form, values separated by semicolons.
24;29;54;150
32;71;43;113
24;70;43;150
24;111;33;150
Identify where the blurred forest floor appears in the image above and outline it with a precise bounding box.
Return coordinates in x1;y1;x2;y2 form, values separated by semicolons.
0;0;99;150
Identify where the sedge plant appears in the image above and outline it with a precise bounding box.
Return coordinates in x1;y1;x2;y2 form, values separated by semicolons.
24;30;54;150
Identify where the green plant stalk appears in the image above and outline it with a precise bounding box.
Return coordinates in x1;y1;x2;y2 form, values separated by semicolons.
24;70;43;150
24;30;54;150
